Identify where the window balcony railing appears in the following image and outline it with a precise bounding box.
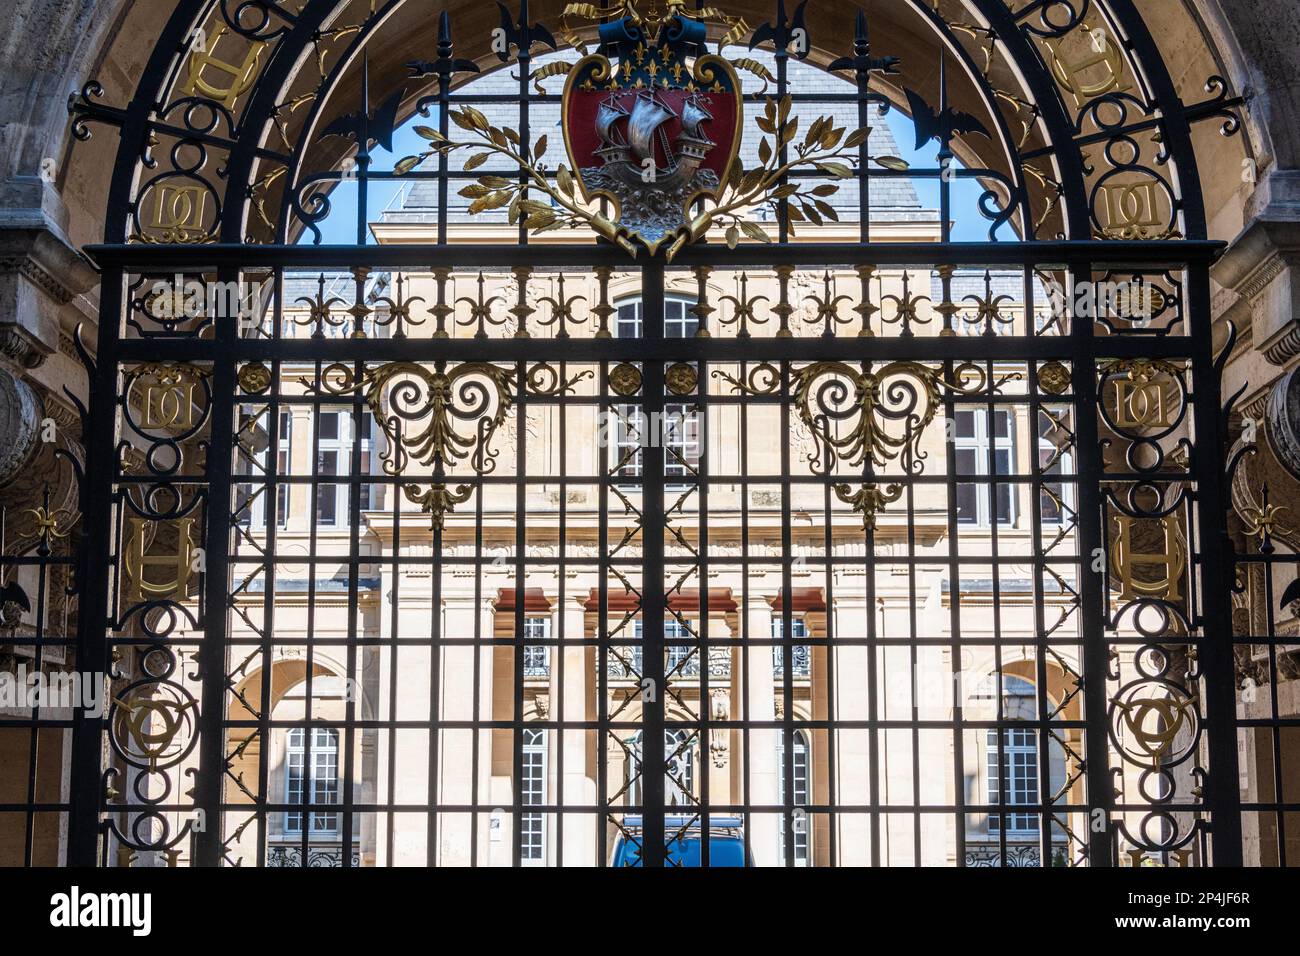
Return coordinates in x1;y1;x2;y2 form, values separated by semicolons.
773;644;811;678
523;647;550;678
267;844;359;868
604;647;732;680
963;843;1070;867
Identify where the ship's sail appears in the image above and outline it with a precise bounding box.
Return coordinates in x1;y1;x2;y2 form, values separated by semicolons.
680;96;713;142
627;93;676;164
596;98;628;146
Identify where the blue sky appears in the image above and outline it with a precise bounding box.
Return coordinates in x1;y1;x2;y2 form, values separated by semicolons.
305;105;1009;244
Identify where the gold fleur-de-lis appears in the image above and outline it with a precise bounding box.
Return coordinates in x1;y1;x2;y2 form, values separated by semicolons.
834;482;904;533
718;273;769;338
404;482;473;532
25;507;72;541
537;274;587;339
295;274;347;337
803;271;855;338
880;271;933;338
1242;485;1290;551
456;272;505;339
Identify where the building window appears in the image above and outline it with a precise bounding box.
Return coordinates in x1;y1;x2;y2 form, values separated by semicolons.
954;408;1015;526
610;620;697;678
616;297;698;339
612;405;700;481
285;727;340;835
237;408;292;529
613;297;701;482
523;616;551;678
664;619;697;677
986;676;1038;835
772;617;811;678
521;728;546;863
778;731;811;865
315;408;375;527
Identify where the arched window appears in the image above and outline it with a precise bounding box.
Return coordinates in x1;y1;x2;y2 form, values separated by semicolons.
986;675;1038;835
285;727;340;835
778;731;811;865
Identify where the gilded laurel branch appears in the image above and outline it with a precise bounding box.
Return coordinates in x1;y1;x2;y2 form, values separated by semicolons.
395;95;907;262
666;98;908;260
395;111;638;256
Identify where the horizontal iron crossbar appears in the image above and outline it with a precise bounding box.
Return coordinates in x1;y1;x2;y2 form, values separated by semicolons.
83;240;1228;270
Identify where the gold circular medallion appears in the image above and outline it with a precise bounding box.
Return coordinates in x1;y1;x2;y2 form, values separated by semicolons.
665;362;698;396
1037;361;1071;396
609;362;643;396
238;362;273;395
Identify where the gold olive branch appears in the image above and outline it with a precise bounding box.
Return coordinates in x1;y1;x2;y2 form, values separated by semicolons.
667;95;909;259
394;97;907;261
396;107;637;256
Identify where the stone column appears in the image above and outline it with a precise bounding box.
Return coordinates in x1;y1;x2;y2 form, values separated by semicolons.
370;552;436;866
832;598;873;866
439;595;495;865
0;364;40;485
742;595;780;865
549;596;595;865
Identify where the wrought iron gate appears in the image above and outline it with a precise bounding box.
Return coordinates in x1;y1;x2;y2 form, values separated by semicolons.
5;0;1256;866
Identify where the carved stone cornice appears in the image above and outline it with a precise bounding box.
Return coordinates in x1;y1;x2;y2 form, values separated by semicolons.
1265;325;1300;366
0;224;98;372
1235;253;1289;303
1215;216;1300;369
0;251;80;304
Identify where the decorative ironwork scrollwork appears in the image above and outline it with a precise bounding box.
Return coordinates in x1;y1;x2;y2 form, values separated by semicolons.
715;360;993;475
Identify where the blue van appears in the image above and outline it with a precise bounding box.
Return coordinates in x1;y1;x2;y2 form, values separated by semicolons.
611;815;753;867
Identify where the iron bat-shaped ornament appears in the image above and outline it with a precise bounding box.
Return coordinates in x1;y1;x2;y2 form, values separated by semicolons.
904;86;991;150
323;87;405;153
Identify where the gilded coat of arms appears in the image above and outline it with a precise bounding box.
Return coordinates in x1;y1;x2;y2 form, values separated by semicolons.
560;11;742;252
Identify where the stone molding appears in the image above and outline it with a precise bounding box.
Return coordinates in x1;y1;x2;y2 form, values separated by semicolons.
0;365;41;485
0;222;98;371
1215;213;1300;369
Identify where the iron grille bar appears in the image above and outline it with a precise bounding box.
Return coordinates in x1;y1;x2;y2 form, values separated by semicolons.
640;261;667;866
112;337;1202;363
84;240;1227;269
